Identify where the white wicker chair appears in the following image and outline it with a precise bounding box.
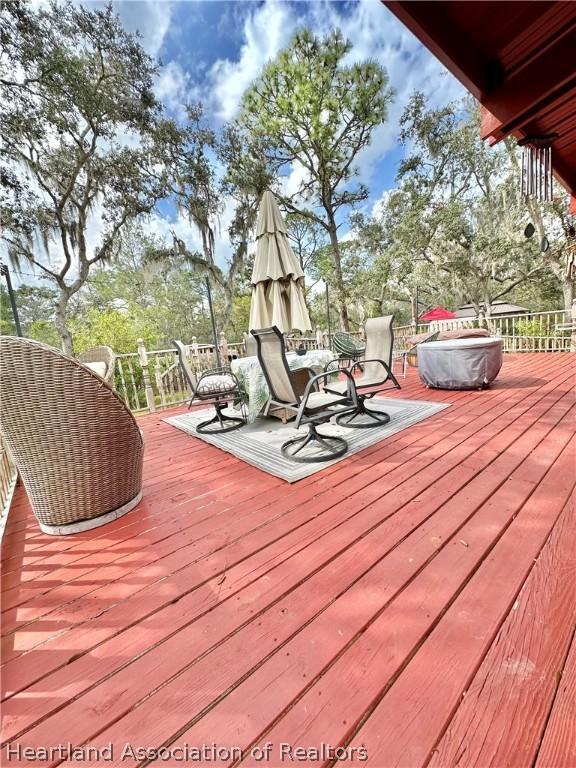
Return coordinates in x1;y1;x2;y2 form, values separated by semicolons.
0;337;143;535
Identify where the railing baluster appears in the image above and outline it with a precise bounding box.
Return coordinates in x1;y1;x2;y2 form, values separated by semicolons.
126;359;142;411
154;356;166;408
116;358;131;407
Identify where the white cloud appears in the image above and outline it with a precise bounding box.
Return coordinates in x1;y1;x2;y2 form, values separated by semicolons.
281;161;311;200
113;0;173;59
30;0;174;59
306;0;466;188
141;192;239;272
371;189;393;219
204;0;466;203
16;0;469;286
207;0;297;121
154;59;202;119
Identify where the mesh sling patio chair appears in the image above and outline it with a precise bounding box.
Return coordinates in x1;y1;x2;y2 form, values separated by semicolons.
332;331;366;368
325;315;401;429
0;336;143;535
173;340;246;434
251;326;358;463
78;345;116;386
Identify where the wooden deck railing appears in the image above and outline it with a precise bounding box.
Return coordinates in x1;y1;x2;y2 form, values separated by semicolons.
0;434;17;536
112;309;574;414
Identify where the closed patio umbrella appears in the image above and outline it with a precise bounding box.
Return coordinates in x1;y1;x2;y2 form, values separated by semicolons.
249;191;312;334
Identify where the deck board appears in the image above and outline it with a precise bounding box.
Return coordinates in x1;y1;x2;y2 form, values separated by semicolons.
428;496;575;768
535;620;576;768
1;353;574;768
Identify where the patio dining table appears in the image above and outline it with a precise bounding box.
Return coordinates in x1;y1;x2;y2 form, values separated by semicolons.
231;348;335;423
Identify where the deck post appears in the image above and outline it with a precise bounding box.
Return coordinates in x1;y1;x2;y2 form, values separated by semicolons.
571;299;576;353
137;338;156;413
219;331;229;364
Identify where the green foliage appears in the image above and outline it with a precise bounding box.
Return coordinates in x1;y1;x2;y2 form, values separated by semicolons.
1;1;173;353
514;318;543;338
349;95;569;319
240;29;392;195
71;308;158;355
508;271;562;311
239;28;394;329
229;294;252;337
26;320;62;348
0;282;58;339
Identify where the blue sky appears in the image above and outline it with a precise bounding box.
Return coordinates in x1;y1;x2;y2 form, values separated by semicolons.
106;0;467;266
13;0;466;285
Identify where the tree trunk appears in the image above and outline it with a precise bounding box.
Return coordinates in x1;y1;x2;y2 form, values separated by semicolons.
562;279;574;316
372;297;384;315
327;225;349;331
410;294;418;326
54;290;74;355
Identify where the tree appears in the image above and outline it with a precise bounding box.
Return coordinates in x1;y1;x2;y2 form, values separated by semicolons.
505;143;575;312
1;1;171;353
152;119;272;329
366;96;552;319
0;282;57;337
239;28;394;330
68;224;216;349
285;213;327;278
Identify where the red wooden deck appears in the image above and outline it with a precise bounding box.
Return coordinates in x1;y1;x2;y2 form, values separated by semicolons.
1;353;575;768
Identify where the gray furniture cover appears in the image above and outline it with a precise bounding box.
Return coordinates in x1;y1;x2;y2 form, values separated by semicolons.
418;337;503;390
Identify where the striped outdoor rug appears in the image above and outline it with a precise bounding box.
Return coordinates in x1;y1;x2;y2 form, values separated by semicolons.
164;397;449;483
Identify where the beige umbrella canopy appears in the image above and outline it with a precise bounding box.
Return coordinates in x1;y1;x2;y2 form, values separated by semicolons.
249;190;312;334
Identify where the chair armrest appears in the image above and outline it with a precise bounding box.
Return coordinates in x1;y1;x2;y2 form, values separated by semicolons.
347;358;394;378
324;358;343;373
295;369;358;429
289;367;316;397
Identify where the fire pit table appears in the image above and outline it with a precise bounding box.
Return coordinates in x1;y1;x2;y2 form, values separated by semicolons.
418;336;503;390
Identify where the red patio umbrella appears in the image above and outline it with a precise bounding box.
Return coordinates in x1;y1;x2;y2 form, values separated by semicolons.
419;306;456;323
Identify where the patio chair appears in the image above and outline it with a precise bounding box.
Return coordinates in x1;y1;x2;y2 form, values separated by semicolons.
78;345;116;386
0;336;143;535
325;315;401;428
173;340;246;434
251;326;358;463
332;330;366;368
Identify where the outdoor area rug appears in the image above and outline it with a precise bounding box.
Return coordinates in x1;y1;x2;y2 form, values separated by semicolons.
164;397;449;483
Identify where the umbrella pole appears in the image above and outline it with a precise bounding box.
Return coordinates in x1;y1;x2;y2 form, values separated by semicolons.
205;275;222;369
325;280;331;345
0;263;23;337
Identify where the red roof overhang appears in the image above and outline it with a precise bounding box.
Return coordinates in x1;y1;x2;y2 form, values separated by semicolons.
383;1;576;201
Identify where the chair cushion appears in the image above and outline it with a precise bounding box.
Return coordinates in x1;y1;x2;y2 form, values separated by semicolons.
407;328;490;346
306;391;346;410
196;374;237;395
84;361;108;379
326;375;384;393
438;328;490;341
324;378;348;394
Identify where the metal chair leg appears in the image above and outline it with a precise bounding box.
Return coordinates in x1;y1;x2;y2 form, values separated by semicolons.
335;397;391;429
196;402;245;434
281;424;348;463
